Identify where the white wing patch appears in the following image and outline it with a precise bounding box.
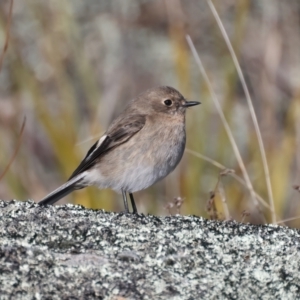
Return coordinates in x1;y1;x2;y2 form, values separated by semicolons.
81;135;108;163
97;135;107;148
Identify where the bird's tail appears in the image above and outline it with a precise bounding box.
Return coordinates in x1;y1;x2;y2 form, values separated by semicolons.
39;173;86;206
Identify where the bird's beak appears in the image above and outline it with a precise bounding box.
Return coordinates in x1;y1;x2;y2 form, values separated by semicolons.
182;101;201;107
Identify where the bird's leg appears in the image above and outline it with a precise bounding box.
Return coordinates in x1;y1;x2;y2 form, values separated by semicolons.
129;193;138;214
122;190;129;213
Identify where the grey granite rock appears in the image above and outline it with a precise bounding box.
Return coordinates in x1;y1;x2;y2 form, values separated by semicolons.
0;200;299;299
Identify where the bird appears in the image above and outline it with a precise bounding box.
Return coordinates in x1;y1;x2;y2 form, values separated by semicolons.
39;86;200;213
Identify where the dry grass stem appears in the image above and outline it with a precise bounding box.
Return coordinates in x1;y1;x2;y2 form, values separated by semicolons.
206;0;276;223
218;182;231;220
277;216;300;225
206;169;232;220
206;190;218;220
0;117;26;181
220;169;235;177
186;35;265;222
241;210;250;223
0;0;13;71
76;134;103;146
186;148;272;211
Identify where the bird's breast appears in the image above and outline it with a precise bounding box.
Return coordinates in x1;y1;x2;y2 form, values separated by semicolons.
131;120;186;180
93;118;186;193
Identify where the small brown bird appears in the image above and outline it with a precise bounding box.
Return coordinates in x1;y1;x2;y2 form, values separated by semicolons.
39;86;200;213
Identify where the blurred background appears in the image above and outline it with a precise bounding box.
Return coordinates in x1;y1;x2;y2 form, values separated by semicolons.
0;0;300;226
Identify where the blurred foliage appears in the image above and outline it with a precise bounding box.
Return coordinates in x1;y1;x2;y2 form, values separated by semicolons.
0;0;300;226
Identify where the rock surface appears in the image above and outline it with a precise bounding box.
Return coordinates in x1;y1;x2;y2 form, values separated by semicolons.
0;200;299;299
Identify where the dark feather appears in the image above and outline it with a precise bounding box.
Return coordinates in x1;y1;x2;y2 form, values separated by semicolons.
69;114;146;180
39;173;85;205
69;136;111;180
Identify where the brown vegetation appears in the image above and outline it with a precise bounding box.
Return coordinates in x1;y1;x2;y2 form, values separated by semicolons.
0;1;299;226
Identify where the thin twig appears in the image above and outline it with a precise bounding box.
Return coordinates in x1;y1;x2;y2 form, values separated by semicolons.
185;149;271;211
76;134;102;146
186;36;266;223
0;117;26;181
276;216;300;225
218;182;230;220
0;0;14;71
207;169;233;220
207;190;218;220
241;210;250;223
206;0;276;223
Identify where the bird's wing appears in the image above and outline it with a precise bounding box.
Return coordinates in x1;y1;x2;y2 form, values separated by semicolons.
69;114;146;180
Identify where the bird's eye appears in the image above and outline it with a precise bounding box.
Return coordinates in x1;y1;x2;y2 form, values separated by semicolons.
164;99;173;106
